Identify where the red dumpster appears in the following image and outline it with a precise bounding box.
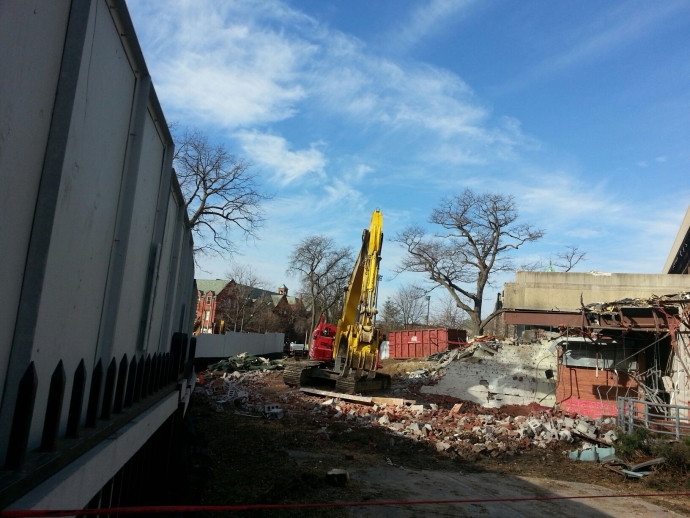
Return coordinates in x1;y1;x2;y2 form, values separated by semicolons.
387;328;468;358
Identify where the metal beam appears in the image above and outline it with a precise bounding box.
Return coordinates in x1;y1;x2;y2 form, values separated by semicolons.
504;308;675;330
503;310;583;327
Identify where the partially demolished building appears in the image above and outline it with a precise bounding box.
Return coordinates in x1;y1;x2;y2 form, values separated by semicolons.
502;265;690;433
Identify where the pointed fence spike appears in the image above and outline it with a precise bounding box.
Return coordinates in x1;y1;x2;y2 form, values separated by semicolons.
85;359;103;427
163;353;172;385
133;355;144;403
141;354;151;399
113;354;128;414
5;362;38;469
66;359;87;438
41;360;66;451
124;356;137;408
149;353;158;394
101;358;117;420
156;352;164;390
157;352;164;388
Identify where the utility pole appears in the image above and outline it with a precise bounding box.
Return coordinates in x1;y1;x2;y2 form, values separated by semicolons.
425;295;430;327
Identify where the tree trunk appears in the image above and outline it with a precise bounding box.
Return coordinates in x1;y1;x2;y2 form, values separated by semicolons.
470;314;482;336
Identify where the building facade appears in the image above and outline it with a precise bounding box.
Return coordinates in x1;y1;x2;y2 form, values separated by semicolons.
195;279;307;338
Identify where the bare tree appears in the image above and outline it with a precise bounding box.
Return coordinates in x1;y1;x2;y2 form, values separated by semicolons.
554;245;587;272
380;298;403;332
519;245;587;273
432;293;471;330
216;265;268;332
394;189;544;335
518;257;546;272
286;236;354;335
293;310;311;344
384;284;427;329
248;293;282;333
174;129;270;260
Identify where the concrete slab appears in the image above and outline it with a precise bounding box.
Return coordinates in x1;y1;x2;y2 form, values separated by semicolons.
504;271;690;312
421;342;557;408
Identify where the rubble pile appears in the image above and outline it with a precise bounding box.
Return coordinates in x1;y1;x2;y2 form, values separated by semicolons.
192;366;617;462
195;369;282;415
393;342;500;384
206;353;284;372
305;396;618;459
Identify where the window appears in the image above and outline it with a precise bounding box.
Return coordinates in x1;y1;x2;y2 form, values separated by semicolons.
205;310;210;322
206;296;211;304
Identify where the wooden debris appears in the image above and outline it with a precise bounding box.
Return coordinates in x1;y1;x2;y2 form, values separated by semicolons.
300;387;412;406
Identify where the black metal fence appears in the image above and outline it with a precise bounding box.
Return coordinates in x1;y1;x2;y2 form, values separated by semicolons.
0;333;196;509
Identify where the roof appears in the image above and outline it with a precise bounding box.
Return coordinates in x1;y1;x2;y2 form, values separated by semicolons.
196;279;231;295
195;279;304;306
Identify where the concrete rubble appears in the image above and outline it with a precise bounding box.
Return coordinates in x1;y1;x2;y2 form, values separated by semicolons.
193;355;623;460
397;341;501;381
298;388;619;460
419;337;559;408
195;369;285;417
206;353;284;372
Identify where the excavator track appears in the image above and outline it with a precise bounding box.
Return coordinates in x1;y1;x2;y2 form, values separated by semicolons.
335;373;392;394
283;361;321;387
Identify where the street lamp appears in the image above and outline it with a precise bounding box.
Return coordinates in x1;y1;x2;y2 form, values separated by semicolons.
374;274;383;315
425;295;431;327
240;296;251;332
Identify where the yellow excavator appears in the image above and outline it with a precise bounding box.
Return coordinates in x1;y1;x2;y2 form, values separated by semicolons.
283;210;391;393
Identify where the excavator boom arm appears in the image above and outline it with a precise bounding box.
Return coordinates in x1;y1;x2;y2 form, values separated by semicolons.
332;210;383;378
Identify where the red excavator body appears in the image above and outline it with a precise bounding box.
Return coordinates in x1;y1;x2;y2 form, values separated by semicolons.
309;314;338;362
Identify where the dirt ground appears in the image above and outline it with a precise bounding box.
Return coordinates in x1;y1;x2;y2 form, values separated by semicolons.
187;363;690;517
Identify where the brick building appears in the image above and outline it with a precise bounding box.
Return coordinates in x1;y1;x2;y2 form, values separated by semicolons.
195;280;228;333
195;279;307;337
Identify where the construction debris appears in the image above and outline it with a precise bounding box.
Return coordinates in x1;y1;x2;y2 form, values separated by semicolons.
302;389;618;459
568;445;616;462
207;353;284;372
190;366;677;490
300;387;412;407
401;343;500;381
601;456;666;478
583;292;690;312
421;338;558;408
195;368;285;418
195;358;623;460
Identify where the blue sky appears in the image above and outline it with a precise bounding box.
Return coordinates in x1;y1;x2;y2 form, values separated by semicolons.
127;0;690;313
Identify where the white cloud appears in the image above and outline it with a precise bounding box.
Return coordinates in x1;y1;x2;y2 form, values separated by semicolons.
391;0;478;50
235;131;327;184
637;161;648;167
349;164;373;182
312;56;489;137
500;2;688;92
129;0;315;129
512;169;688;274
656;156;667;162
517;171;623;226
129;0;533;168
